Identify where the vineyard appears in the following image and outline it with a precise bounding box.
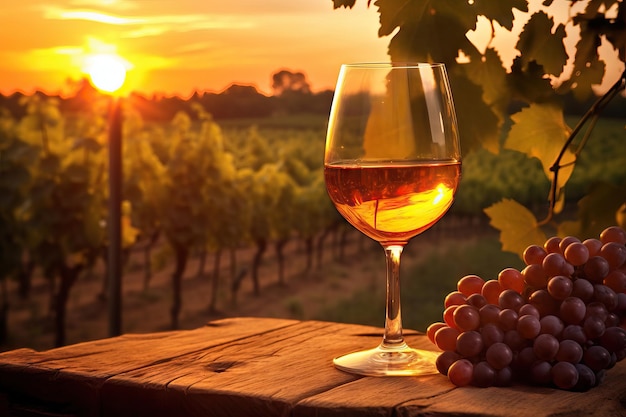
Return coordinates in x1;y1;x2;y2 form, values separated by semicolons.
0;93;624;351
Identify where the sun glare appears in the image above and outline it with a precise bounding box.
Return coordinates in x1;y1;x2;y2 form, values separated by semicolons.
85;53;129;93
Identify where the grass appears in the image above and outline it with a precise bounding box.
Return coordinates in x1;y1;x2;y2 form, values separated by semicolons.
314;235;525;332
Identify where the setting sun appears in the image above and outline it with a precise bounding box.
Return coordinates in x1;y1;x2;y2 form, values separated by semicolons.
85;53;129;93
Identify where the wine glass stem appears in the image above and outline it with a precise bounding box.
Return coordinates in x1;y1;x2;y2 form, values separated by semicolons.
382;244;406;349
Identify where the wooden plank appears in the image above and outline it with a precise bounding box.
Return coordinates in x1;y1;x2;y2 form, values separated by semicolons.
0;317;298;416
99;322;450;417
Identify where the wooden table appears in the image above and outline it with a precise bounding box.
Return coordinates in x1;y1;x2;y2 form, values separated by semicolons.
0;317;624;417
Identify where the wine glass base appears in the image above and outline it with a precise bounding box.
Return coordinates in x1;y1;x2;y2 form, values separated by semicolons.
333;344;440;377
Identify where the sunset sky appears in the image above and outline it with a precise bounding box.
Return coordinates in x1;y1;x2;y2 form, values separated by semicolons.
0;0;389;97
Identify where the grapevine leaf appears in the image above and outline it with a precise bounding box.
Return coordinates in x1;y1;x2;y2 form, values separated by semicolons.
509;58;556;104
516;11;568;76
451;73;501;154
484;199;547;258
505;103;575;192
333;0;357;9
564;15;607;100
464;48;509;114
473;0;529;31
575;182;626;239
374;0;428;38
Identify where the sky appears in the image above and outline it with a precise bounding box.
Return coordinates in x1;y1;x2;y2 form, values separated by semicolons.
0;1;623;98
0;0;389;97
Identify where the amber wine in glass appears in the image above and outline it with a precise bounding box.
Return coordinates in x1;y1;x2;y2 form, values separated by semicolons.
324;63;461;376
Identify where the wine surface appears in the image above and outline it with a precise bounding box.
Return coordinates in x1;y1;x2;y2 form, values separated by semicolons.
324;161;461;245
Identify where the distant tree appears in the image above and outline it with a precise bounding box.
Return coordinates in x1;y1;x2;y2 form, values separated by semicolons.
272;70;312;96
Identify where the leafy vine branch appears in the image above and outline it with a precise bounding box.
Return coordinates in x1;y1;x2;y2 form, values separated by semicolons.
543;68;626;226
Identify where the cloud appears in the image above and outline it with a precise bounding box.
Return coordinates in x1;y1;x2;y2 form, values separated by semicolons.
41;4;255;39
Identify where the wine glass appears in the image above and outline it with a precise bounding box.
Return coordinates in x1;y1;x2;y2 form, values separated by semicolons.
324;62;462;376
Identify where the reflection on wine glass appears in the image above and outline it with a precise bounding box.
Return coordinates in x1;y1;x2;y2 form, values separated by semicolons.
324;62;462;376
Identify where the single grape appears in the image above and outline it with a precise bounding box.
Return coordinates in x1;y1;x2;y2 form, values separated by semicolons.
543;252;568;278
604;270;626;293
593;285;618;313
586;301;609;322
547;275;573;300
447;359;474;387
456;330;484;358
584;256;610;283
436;350;461;376
443;305;458;328
562;324;588;345
529;289;559;317
522;264;549;288
539;314;564;337
485;342;513;370
606;312;620;328
498;308;519;331
523;244;547;265
599;226;626;245
583;315;606;339
479;303;501;326
564;242;589;266
444;291;467;308
427;322;447;344
530;361;552;385
517;315;541;339
458;274;485;296
453;304;481;332
481;322;504;347
544;236;562;254
560;297;586;325
572;364;596;392
494;366;513;387
583;238;603;257
583;345;611;371
498;268;525;293
559;236;581;253
503;329;527;351
556;339;583;363
600;326;626;353
571;278;594;302
499;289;525;312
434;326;460;352
518;303;540;318
533;333;559;361
551;361;579;390
513;346;537;373
472;361;496;387
600;242;626;270
467;293;488;309
481;279;503;305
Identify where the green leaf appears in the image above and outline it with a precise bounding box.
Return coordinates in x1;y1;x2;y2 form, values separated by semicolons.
449;73;501;154
563;20;606;100
505;102;574;182
575;182;626;239
484;199;547;259
474;0;529;30
516;11;568;76
464;48;509;113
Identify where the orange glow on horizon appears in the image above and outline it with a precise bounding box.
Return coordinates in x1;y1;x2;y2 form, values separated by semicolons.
0;1;389;98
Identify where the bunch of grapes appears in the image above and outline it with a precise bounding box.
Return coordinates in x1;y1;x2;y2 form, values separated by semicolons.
427;225;626;391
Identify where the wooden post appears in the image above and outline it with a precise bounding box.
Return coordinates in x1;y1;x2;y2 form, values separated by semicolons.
108;96;122;337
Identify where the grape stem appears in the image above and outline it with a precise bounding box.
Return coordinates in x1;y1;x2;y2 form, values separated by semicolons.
540;68;626;226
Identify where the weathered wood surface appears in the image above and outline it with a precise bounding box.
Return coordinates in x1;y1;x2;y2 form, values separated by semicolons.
0;317;624;417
